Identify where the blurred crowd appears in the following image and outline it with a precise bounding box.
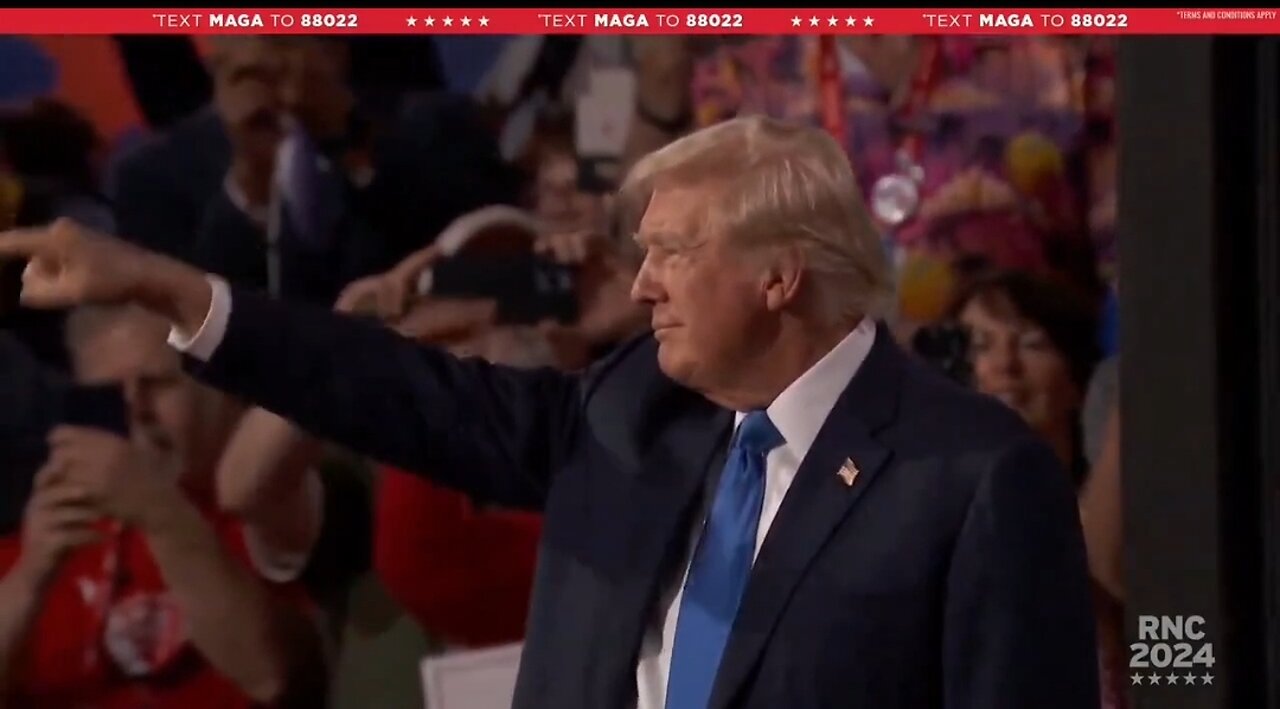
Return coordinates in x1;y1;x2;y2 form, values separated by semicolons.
0;35;1124;708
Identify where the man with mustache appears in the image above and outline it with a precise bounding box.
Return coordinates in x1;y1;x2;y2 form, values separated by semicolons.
0;305;326;708
110;36;518;306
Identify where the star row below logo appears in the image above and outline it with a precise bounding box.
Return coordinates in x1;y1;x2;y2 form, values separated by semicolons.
406;16;489;28
792;15;875;27
1131;672;1213;686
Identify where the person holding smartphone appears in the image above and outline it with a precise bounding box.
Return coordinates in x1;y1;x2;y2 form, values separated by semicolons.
338;111;648;368
0;305;326;708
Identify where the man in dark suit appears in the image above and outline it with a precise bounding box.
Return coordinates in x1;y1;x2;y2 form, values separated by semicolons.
109;36;518;306
2;115;1099;708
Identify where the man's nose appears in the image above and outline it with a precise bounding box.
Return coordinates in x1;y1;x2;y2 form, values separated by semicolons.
629;258;661;304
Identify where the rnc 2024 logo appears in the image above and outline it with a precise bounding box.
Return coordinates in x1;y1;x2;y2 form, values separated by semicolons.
1129;615;1215;687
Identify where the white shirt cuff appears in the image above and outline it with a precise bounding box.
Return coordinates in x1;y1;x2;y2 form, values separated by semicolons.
167;275;232;362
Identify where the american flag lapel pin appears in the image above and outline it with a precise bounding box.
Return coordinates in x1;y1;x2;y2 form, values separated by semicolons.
837;458;859;487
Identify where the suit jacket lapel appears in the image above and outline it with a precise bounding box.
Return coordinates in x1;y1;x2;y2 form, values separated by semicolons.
709;324;906;709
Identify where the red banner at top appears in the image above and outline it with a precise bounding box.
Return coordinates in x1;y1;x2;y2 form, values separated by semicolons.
0;8;1276;34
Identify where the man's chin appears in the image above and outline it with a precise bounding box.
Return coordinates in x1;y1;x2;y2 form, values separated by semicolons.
655;342;694;386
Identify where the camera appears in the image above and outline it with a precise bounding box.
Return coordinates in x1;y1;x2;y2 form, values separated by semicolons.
911;322;973;386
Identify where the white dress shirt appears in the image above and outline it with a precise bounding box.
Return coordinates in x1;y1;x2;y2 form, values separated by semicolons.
633;318;876;709
169;278;878;708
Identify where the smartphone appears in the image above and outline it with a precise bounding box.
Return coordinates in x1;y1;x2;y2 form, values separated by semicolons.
911;323;973;386
57;383;131;437
421;253;579;325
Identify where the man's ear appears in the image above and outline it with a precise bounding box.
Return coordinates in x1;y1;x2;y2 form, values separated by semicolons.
762;245;806;313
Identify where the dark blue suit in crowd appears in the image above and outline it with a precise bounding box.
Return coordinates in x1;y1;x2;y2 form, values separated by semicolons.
110;93;519;306
184;286;1100;709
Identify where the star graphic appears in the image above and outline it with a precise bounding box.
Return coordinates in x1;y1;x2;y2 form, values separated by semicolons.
443;16;453;27
406;16;416;27
1202;673;1214;685
827;16;838;26
845;16;858;26
864;16;875;27
1147;673;1162;685
479;16;489;27
461;16;472;27
809;16;819;27
791;16;801;26
1183;672;1197;684
1130;673;1144;685
424;16;435;26
1165;673;1180;685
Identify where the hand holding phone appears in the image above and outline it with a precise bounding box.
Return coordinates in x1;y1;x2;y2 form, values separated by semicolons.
420;252;579;326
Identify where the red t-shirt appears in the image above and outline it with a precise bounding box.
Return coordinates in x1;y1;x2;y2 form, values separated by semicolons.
0;503;310;709
374;467;542;648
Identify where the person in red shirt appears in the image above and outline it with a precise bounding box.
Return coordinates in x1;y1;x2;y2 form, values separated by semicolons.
0;304;326;708
375;469;542;650
372;325;555;648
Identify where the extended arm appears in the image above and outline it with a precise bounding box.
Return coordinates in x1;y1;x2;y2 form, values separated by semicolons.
182;279;582;510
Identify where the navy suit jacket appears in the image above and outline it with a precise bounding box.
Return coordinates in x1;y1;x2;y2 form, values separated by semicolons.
190;289;1100;709
109;94;520;306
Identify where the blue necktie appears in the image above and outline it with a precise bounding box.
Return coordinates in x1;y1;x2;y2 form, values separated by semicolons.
665;411;783;709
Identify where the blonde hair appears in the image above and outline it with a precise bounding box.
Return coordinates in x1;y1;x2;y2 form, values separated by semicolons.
618;114;890;324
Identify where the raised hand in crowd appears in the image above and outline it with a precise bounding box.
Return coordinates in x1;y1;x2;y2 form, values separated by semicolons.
391;297;498;345
332;242;498;344
9;466;100;592
334;226;646;359
42;425;183;528
534;229;648;366
333;243;441;322
0;467;97;699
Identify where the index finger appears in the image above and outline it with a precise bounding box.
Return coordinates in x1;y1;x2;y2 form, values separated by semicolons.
0;227;54;261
